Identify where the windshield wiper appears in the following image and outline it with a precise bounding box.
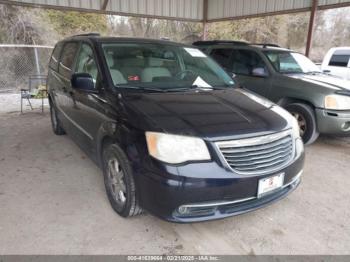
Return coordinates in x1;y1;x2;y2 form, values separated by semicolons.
281;71;303;74
163;85;235;92
212;85;235;90
305;71;322;75
155;85;210;92
117;86;167;92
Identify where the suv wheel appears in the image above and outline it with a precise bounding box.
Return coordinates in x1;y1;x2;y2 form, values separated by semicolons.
285;103;319;145
102;143;142;217
50;102;65;135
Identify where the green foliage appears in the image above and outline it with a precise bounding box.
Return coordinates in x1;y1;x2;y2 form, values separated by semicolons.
207;13;309;52
108;16;202;43
43;10;108;38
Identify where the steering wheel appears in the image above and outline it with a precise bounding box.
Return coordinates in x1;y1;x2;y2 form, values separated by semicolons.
175;70;196;80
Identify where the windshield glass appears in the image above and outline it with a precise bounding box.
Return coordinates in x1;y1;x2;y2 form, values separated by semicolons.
101;42;235;90
264;51;321;74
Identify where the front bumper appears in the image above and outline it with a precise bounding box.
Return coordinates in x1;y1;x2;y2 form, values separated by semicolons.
316;108;350;135
135;149;305;223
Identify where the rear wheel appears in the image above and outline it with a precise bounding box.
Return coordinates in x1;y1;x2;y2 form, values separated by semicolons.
102;143;142;217
49;102;65;135
285;103;319;145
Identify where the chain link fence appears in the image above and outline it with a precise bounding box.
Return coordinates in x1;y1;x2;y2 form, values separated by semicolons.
0;45;53;93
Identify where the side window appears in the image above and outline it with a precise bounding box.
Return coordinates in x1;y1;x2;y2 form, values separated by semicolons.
49;42;63;71
231;50;267;76
59;42;79;78
329;51;350;67
75;43;99;85
210;48;233;71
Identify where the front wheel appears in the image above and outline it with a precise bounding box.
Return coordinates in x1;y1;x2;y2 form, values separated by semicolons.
285;103;319;145
102;143;142;217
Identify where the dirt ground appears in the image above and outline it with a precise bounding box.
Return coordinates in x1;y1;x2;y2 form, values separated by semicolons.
0;110;350;255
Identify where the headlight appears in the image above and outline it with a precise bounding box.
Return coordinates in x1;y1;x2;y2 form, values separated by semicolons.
295;137;304;158
145;132;211;164
290;114;303;157
325;95;350;110
291;115;301;138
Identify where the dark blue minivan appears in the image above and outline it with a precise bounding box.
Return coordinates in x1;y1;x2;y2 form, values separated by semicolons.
47;34;304;222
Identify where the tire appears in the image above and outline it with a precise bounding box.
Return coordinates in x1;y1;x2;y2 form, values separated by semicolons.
285;103;319;145
102;143;143;217
49;102;65;135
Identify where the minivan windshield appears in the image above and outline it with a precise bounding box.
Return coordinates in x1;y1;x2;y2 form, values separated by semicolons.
264;51;321;74
101;42;236;91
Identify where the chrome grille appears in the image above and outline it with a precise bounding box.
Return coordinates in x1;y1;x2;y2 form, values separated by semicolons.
216;130;294;175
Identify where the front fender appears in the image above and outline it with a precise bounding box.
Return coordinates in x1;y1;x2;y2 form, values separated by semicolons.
95;121;146;168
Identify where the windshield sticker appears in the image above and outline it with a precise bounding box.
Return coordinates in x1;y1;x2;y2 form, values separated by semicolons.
192;76;212;88
184;48;207;58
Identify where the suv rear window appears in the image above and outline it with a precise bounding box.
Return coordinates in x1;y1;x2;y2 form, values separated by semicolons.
329;51;350;67
59;42;79;78
49;42;63;71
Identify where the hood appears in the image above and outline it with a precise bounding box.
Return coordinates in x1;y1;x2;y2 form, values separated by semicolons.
121;89;290;140
288;73;350;91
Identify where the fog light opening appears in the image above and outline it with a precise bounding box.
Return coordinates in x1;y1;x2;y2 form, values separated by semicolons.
341;122;350;132
177;205;217;217
178;206;188;215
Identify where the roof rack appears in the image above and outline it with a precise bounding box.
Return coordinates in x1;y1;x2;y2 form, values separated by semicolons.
251;43;281;48
72;33;101;37
193;40;249;46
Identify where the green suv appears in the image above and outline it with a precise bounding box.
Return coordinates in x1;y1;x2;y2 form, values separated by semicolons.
193;41;350;144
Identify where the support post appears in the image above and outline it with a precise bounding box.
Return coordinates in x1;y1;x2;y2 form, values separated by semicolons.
101;0;109;11
305;0;318;57
202;0;208;40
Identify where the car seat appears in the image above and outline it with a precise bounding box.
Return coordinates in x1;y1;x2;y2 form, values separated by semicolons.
105;53;127;85
141;58;171;82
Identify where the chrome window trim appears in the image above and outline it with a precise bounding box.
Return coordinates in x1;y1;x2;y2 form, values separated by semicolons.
215;130;295;175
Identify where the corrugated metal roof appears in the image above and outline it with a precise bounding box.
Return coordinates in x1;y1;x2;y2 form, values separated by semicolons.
208;0;350;21
1;0;350;22
2;0;204;21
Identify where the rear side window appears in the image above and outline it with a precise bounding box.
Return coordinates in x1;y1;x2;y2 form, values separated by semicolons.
49;42;63;71
210;48;233;70
59;42;79;78
329;50;350;67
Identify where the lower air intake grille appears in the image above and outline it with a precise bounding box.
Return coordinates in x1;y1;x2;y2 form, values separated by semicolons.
216;130;294;175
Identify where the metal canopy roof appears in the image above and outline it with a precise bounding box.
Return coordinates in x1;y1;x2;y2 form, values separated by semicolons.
2;0;350;22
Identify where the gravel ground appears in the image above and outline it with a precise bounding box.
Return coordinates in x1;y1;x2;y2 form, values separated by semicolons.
0;111;349;255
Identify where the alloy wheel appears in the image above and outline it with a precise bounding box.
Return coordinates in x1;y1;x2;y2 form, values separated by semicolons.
107;158;127;208
291;112;307;137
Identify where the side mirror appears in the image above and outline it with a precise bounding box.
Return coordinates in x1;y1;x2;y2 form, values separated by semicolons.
71;73;96;92
252;67;268;77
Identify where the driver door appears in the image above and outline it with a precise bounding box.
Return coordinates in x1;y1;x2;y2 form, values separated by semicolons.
69;43;106;157
230;49;271;98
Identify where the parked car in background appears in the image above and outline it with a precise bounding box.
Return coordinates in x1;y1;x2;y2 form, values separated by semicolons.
194;41;350;144
47;34;304;222
321;47;350;80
